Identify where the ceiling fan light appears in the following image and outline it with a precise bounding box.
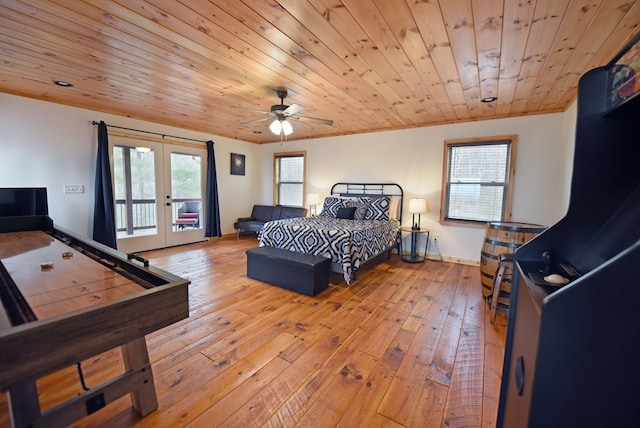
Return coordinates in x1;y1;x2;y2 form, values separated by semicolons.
281;119;293;136
269;119;282;135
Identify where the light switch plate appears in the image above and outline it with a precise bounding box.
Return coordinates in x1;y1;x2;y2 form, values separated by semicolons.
64;184;84;194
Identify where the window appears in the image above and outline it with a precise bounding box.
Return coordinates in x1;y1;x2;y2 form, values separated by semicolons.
441;135;517;225
274;151;306;206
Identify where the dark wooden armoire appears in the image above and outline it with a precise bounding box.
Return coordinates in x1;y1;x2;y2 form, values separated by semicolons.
497;32;640;428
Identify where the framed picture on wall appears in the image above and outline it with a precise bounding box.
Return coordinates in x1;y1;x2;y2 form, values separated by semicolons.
230;153;245;176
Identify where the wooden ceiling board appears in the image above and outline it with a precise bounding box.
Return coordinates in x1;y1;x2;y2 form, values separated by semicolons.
0;0;637;143
522;0;603;112
280;0;416;127
552;0;640;108
313;0;437;123
472;0;503;106
408;1;469;112
238;0;402;129
441;0;482;119
341;0;444;120
508;0;570;115
542;0;635;110
372;0;456;121
496;0;536;117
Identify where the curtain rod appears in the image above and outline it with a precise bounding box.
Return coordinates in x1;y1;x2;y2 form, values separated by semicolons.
91;121;209;144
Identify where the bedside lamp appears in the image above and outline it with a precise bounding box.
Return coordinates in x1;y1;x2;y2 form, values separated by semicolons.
308;193;320;216
409;198;427;230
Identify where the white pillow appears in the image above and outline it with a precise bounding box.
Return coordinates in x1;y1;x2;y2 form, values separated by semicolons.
388;196;400;220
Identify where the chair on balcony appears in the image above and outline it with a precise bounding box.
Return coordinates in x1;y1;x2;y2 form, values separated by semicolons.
176;201;201;229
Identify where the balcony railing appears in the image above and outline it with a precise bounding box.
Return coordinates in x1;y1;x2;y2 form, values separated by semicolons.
115;198;201;236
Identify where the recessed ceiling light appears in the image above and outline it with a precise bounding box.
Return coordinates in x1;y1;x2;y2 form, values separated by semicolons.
253;130;263;134
53;80;74;87
481;96;497;103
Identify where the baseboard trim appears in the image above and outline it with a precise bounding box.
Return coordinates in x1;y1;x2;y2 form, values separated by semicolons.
426;253;479;266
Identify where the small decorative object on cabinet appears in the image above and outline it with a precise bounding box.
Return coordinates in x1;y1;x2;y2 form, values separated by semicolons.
400;227;429;263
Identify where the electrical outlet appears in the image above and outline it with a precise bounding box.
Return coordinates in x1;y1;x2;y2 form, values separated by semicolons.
64;184;84;194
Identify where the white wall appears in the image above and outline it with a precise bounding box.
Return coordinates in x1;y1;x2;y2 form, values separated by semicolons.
260;112;576;263
0;93;259;238
562;101;579;205
1;92;577;263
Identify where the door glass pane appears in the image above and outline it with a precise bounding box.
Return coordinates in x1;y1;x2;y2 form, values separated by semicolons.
171;152;202;231
113;146;157;237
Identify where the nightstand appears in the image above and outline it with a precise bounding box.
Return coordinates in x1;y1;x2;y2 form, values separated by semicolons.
400;227;429;263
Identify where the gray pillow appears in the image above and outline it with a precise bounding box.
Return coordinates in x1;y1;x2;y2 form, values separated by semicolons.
345;200;369;220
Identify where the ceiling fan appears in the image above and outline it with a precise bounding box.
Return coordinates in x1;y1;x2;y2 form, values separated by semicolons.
233;89;333;136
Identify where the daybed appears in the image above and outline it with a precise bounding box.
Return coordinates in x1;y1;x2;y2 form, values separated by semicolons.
234;204;307;237
258;183;403;284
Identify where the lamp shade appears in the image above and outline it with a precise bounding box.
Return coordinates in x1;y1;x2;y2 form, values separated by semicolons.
269;119;282;135
308;193;320;206
281;119;293;136
409;198;427;214
269;118;294;136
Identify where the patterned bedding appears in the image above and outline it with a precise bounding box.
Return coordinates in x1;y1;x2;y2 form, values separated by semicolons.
258;216;400;284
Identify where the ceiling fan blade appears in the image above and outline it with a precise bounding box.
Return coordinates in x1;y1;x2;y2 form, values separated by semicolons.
295;115;334;126
240;117;272;125
283;103;305;116
231;105;271;115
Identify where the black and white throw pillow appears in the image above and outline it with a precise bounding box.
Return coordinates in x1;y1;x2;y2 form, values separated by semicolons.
320;196;347;217
345;200;369;220
363;196;390;221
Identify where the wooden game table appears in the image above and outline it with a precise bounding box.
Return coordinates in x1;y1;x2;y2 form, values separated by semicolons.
0;216;189;428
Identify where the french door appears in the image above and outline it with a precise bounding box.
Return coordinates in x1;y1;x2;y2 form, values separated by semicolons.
110;137;206;253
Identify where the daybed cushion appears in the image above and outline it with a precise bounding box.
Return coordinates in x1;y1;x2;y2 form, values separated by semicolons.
235;205;306;235
252;205;279;222
280;206;305;219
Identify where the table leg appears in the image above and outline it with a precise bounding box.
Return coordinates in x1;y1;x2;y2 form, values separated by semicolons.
410;232;418;261
8;381;40;428
121;337;158;416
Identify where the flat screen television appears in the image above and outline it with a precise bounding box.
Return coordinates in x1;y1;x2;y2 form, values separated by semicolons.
0;188;49;217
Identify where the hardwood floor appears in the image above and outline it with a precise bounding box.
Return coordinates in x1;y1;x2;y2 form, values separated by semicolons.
1;235;507;427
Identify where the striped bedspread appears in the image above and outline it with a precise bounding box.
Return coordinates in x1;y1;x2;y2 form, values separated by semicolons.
258;216;400;284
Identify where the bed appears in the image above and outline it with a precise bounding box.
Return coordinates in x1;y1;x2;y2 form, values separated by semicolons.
258;183;403;284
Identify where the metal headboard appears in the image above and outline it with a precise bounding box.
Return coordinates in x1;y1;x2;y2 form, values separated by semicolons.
330;182;404;220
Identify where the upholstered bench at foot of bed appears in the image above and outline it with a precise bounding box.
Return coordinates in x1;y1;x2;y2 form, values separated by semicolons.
246;246;331;296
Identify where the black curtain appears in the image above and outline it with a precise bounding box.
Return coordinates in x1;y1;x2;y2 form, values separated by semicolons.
205;140;222;237
92;121;117;248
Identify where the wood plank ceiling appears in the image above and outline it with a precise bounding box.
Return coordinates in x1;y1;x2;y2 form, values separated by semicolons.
1;0;639;144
